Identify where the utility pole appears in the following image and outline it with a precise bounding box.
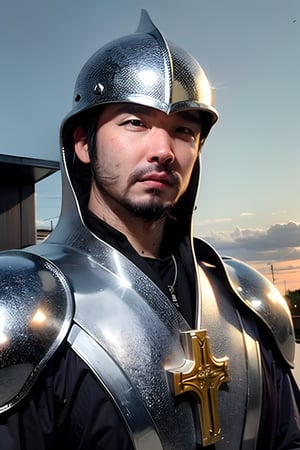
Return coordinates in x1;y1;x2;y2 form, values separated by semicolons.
270;264;275;284
284;280;287;295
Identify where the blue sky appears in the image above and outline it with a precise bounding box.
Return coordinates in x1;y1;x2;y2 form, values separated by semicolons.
1;0;299;292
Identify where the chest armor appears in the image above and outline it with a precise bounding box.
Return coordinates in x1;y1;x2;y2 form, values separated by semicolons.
0;235;294;449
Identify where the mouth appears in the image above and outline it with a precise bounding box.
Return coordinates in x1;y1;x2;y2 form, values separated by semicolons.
138;172;175;188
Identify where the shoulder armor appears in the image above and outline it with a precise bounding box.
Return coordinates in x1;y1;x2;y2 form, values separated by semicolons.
193;238;295;367
0;250;73;413
223;256;295;367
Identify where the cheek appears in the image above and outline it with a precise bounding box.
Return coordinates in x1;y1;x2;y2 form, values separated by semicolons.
177;153;198;193
100;134;132;163
95;142;133;188
96;134;119;165
181;152;198;178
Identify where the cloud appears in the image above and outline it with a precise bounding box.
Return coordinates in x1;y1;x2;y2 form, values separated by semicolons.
271;210;287;216
197;217;233;225
240;212;254;217
203;222;300;262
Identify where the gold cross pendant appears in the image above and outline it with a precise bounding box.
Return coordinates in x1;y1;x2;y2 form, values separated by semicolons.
169;330;230;446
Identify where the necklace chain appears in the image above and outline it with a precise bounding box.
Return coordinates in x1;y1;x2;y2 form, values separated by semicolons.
168;255;180;309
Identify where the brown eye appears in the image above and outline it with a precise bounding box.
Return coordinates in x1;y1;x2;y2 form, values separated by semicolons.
124;119;144;128
176;126;196;141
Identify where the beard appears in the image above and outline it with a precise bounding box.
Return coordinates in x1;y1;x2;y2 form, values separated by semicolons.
91;160;178;222
122;194;173;221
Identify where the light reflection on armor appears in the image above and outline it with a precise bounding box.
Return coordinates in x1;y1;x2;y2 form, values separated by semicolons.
0;251;73;412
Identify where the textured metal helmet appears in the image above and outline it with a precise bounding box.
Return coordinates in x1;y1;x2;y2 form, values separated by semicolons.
61;9;218;147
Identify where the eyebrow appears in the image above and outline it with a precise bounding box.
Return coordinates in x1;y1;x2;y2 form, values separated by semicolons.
178;110;202;125
113;104;154;116
114;103;201;124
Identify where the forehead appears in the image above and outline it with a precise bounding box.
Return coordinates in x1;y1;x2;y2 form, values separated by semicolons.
98;102;202;125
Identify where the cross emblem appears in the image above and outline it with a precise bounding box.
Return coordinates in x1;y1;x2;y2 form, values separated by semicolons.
169;329;230;447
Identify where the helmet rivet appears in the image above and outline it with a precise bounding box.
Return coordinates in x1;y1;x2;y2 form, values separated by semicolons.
94;83;104;95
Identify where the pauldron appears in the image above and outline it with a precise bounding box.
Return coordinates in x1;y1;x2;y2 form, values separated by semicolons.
194;238;295;367
0;250;73;413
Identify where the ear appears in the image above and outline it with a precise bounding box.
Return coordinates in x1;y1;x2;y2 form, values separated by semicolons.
73;126;91;163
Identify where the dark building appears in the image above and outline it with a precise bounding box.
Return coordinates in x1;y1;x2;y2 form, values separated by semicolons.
0;154;59;250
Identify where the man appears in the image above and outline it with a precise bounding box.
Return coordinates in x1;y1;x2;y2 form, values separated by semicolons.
0;9;299;450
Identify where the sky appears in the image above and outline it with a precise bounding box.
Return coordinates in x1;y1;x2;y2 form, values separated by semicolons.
1;0;299;294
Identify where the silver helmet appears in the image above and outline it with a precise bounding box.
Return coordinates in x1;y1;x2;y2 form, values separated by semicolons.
61;9;218;148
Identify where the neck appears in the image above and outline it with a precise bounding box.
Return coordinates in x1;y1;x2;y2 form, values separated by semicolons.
121;220;165;258
88;190;166;258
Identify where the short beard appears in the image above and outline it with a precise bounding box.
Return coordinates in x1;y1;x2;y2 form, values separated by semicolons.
92;170;173;222
91;158;178;222
122;195;172;222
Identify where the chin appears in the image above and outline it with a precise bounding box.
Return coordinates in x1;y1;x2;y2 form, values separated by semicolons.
123;198;172;221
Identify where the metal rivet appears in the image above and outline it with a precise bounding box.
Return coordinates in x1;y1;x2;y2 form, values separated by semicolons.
94;83;104;95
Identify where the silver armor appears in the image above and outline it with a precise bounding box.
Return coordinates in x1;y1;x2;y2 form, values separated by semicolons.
0;251;73;413
0;234;295;448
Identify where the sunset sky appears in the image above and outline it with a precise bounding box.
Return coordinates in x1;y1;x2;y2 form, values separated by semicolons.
1;0;299;295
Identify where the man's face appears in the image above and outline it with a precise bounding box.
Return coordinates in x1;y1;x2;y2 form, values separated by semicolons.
89;103;201;220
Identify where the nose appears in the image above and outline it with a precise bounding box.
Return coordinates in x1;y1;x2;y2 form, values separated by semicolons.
146;127;175;164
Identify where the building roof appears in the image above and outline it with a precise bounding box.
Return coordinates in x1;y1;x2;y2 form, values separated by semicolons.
0;154;60;184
